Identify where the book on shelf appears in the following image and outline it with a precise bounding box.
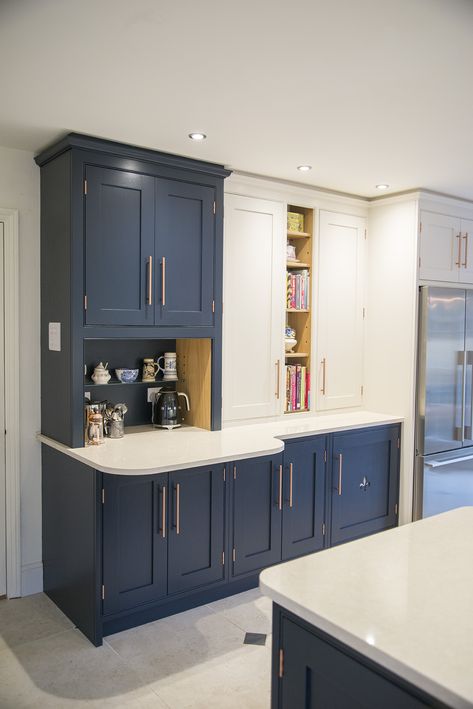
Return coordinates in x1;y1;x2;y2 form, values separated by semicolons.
286;269;310;310
285;364;310;412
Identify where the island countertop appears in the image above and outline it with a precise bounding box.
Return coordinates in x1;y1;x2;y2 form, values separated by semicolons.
260;506;473;709
38;410;402;475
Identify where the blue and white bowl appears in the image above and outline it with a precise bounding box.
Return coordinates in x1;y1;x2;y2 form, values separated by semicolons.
115;368;139;383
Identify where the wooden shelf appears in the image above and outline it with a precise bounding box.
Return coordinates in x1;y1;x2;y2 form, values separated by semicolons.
84;378;177;388
286;308;310;313
284;408;310;414
287;261;310;269
287;230;311;239
285;352;309;358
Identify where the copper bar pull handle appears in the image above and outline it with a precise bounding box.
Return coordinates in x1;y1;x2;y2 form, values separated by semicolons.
289;463;293;508
278;465;283;511
275;360;280;399
463;233;469;268
176;483;180;534
147;256;153;305
456;233;462;267
320;358;327;395
161;257;166;306
338;454;343;496
162;485;166;538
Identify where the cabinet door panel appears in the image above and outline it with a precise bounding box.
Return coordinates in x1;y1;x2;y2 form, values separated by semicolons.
282;437;326;560
419;211;461;282
102;474;167;615
85;166;155;325
232;455;282;576
156;179;215;326
223;194;285;421
317;211;365;411
279;614;430;709
458;218;473;284
168;466;225;594
330;426;399;545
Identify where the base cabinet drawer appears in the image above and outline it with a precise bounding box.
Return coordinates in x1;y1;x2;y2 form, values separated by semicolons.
274;609;432;709
330;426;400;546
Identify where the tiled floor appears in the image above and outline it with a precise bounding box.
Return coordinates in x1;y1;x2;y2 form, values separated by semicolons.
0;589;272;708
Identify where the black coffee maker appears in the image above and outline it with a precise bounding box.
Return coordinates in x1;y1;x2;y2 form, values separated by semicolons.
152;390;190;429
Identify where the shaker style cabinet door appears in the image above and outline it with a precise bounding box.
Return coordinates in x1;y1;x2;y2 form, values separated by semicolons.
330;425;400;545
281;436;326;560
84;166;155;326
419;211;461;283
317;211;365;411
223;194;285;422
231;454;283;576
167;465;225;595
155;179;215;326
102;474;168;615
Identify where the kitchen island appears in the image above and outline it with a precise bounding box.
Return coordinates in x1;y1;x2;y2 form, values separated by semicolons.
260;506;473;709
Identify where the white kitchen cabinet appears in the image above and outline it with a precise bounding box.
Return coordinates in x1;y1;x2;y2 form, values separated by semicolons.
419;211;473;283
223;194;285;422
316;211;365;411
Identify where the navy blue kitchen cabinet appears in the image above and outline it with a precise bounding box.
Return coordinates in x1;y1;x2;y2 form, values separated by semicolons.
102;473;167;615
85;166;156;326
231;454;284;576
156;179;215;326
281;436;327;560
167;465;225;594
330;425;400;545
272;606;433;709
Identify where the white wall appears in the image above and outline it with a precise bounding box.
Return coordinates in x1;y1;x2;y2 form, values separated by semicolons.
365;198;419;524
0;145;41;594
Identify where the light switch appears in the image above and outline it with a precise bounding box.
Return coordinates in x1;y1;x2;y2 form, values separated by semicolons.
48;322;61;352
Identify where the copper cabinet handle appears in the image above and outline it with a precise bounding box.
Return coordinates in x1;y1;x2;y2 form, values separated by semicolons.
275;360;280;399
463;233;469;268
278;465;283;511
176;482;180;534
162;485;166;538
147;256;153;305
338;454;343;496
161;257;166;306
320;358;326;395
456;233;462;267
289;463;293;508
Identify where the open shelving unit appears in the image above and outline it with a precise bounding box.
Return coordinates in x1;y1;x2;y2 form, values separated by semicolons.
284;205;313;414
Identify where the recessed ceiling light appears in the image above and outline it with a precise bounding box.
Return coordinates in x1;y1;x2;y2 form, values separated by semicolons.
376;183;390;190
188;132;207;141
297;165;312;172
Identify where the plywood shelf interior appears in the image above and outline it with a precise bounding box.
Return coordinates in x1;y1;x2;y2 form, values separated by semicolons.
285;205;314;414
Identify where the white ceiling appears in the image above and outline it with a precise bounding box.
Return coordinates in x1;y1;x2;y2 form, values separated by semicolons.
1;0;473;198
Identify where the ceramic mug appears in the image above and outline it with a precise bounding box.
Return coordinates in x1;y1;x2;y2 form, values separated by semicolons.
142;358;159;382
156;352;178;380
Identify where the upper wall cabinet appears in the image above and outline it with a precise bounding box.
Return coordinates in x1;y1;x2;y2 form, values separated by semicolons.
223;194;285;421
419;210;473;284
317;211;366;411
85;168;216;327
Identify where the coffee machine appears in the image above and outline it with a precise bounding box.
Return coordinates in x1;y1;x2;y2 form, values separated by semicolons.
152;391;190;429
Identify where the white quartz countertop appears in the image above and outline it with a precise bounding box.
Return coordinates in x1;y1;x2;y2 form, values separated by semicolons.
38;410;401;475
260;507;473;709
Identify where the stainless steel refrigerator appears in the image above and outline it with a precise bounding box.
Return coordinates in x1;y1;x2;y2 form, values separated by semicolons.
414;286;473;519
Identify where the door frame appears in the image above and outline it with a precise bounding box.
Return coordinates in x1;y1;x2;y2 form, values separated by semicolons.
0;208;20;598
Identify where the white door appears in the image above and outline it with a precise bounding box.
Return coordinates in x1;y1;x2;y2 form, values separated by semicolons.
317;211;365;411
0;223;5;596
223;194;285;421
458;218;473;284
419;211;461;282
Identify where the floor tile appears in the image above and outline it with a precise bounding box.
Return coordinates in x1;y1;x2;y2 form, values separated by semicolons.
0;627;164;708
206;588;273;635
0;593;74;653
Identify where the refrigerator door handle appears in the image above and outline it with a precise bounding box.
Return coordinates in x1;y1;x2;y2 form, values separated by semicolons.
464;351;473;441
425;453;473;468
